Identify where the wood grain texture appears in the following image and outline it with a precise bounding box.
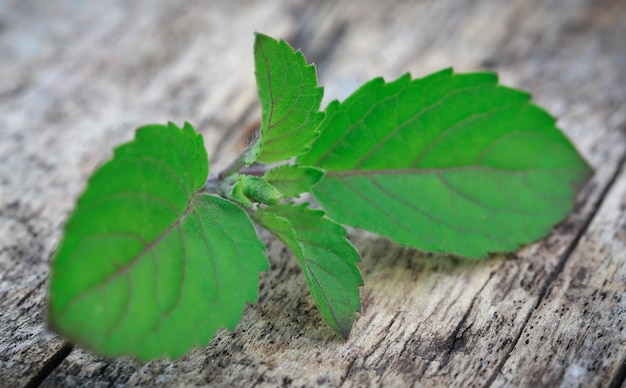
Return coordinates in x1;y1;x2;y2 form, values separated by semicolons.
495;155;626;387
0;0;624;387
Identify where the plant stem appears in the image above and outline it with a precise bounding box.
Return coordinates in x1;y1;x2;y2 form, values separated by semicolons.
216;142;257;181
203;140;270;194
238;165;270;177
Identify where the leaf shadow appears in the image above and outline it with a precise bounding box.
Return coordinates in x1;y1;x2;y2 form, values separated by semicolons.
236;228;513;351
230;231;347;349
351;229;505;277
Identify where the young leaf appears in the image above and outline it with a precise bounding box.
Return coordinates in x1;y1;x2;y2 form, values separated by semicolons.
253;203;362;337
48;122;268;360
299;69;592;258
231;175;283;206
253;33;325;164
264;164;324;197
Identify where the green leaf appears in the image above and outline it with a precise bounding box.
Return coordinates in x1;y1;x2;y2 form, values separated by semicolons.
48;122;268;360
264;164;324;197
253;32;324;164
253;203;362;337
299;69;592;258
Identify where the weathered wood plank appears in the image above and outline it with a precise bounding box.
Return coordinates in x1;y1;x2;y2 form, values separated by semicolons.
494;158;626;387
1;0;624;387
0;0;304;384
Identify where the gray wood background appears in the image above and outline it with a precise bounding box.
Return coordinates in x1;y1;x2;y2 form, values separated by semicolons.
1;0;624;386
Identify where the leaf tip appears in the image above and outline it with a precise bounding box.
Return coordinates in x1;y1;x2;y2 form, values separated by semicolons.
334;317;356;340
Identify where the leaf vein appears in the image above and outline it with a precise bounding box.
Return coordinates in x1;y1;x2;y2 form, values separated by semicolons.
316;82;493;167
410;101;521;168
58;196;196;315
338;177;437;244
369;176;500;243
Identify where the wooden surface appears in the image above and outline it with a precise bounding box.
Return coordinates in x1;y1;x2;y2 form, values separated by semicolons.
1;0;625;386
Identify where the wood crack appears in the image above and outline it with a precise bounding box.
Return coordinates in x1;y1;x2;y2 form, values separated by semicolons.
339;311;402;386
438;271;495;371
608;353;626;388
24;342;74;388
485;152;626;387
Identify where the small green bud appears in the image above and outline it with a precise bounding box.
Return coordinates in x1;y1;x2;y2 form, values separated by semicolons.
231;175;283;206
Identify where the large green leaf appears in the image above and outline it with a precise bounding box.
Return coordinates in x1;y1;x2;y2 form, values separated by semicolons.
298;69;592;258
253;203;362;337
253;33;324;164
48;123;268;360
